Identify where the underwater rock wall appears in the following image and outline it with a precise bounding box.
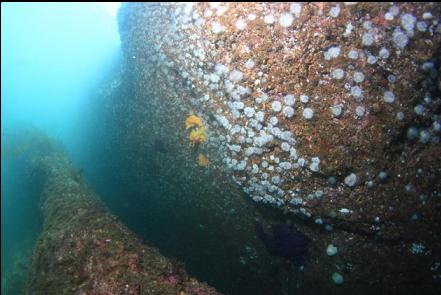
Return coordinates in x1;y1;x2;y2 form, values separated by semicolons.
24;134;220;295
115;2;441;293
117;2;441;230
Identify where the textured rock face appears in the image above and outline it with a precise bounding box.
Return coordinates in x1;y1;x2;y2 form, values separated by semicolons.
24;133;221;295
115;2;441;294
118;2;440;228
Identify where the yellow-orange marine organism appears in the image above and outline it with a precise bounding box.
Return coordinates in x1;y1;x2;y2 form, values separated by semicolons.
185;115;203;130
185;115;206;145
197;153;209;166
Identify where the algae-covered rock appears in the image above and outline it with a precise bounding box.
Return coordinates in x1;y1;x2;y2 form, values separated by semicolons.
118;2;441;226
112;2;441;294
25;134;220;295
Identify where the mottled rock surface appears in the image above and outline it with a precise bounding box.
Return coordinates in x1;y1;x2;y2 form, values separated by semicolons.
24;132;220;295
113;2;441;294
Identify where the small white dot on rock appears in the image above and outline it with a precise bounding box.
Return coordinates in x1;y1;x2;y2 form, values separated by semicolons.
235;19;247;30
271;101;282;112
384;91;395;103
303;108;314;120
344;173;357;187
327;244;338;256
264;15;275;24
279;13;294;27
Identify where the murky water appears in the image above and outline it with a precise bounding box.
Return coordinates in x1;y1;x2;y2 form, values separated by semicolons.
2;3;441;295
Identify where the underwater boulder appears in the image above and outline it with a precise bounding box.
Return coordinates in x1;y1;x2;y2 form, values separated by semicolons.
24;134;221;295
112;2;441;294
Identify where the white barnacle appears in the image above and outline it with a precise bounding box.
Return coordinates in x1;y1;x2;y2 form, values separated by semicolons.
283;106;295;118
344;173;357;187
244;107;255;118
355;105;365;118
229;70;243;82
329;5;340;18
271;101;282;112
383;91;395;103
353;71;365;83
281;142;291;152
290;3;302;17
362;32;375;46
303;108;314;119
211;21;226;34
331;68;345;80
347;49;359;60
331;104;343;118
379;47;390;59
235;18;247;30
279;13;294;27
351;86;363;101
264;15;275;24
300;94;309;103
245;59;255;69
284;94;295;106
393;28;409;49
324;46;341;60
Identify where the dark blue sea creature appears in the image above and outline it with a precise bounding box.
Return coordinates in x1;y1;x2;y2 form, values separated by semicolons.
255;221;308;265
